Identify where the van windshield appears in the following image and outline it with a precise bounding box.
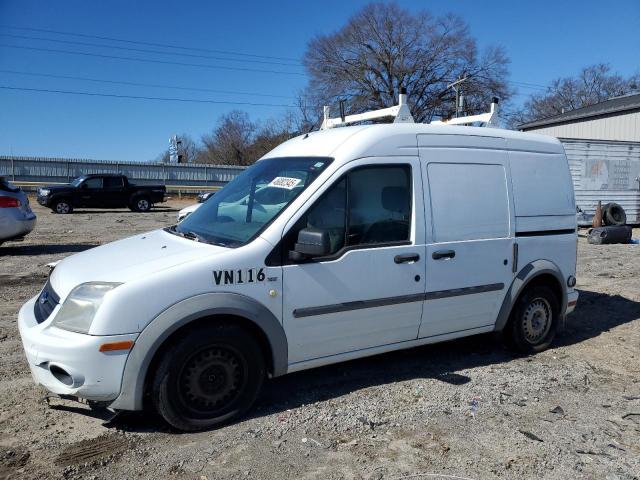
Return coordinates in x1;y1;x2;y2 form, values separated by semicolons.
171;157;332;247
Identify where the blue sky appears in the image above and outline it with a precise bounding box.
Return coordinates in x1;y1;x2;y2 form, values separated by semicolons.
1;0;638;161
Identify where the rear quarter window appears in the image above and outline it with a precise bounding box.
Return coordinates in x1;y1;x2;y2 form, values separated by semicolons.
508;152;575;216
428;162;510;242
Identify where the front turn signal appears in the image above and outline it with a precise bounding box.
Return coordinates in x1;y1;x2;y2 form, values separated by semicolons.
99;340;134;352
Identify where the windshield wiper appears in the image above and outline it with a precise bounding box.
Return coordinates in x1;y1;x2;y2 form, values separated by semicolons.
181;230;207;242
166;226;230;247
166;226;206;243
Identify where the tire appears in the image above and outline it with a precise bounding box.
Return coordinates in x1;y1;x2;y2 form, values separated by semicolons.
587;225;632;245
131;196;151;212
53;199;73;214
506;285;559;354
603;202;626;226
152;324;265;431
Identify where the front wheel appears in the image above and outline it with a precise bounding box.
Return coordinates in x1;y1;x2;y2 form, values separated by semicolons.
506;285;559;354
152;324;265;431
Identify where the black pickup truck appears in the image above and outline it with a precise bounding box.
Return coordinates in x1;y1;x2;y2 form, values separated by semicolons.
37;174;166;214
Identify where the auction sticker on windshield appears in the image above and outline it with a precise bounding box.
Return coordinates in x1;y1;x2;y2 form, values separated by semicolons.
268;177;301;190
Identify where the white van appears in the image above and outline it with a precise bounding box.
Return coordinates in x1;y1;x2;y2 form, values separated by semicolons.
18;114;578;431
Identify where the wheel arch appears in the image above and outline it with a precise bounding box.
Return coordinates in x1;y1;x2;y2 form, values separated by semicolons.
109;292;288;411
51;195;74;208
494;259;568;332
129;191;150;202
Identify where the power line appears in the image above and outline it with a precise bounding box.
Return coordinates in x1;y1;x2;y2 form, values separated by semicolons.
0;32;303;68
0;24;301;63
0;69;296;99
0;83;545;108
0;85;297;107
509;81;548;91
0;43;307;76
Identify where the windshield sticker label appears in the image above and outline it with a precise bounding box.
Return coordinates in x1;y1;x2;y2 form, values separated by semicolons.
268;177;301;190
213;268;266;286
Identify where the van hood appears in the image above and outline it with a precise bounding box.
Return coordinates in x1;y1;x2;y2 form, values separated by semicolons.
49;228;227;298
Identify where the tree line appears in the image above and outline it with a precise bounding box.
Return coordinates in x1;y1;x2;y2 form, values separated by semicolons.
157;2;638;165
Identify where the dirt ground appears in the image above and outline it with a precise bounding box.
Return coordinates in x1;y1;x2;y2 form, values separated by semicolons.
0;197;639;480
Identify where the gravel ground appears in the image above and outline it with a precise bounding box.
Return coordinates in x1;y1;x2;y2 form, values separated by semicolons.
0;197;639;480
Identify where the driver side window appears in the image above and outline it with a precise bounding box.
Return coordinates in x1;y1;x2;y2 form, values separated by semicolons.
84;177;103;189
281;164;412;263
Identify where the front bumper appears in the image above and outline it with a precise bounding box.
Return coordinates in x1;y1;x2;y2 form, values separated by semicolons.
566;290;579;315
18;296;138;402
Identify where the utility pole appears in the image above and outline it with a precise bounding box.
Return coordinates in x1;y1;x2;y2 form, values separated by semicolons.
447;77;468;118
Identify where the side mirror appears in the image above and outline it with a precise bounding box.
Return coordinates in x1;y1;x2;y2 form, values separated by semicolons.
289;227;330;261
81;183;88;189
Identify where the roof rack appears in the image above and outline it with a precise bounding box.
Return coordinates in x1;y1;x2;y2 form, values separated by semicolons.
320;90;415;130
431;98;499;127
320;92;499;130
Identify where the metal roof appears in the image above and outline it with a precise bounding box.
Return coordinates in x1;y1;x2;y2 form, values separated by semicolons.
518;92;640;130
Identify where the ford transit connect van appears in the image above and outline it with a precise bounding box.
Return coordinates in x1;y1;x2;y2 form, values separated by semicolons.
18;120;578;431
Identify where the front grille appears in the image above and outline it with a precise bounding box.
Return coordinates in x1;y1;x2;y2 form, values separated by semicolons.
34;279;60;324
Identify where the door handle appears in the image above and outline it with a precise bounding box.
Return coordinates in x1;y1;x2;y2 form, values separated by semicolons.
432;249;456;260
394;253;420;264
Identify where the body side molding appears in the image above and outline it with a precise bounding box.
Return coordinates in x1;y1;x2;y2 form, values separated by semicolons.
293;283;504;318
109;292;287;411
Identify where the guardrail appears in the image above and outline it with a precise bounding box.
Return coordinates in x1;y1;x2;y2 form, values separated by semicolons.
0;155;245;192
13;180;224;194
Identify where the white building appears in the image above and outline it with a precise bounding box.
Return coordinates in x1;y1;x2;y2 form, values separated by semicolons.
519;93;640;224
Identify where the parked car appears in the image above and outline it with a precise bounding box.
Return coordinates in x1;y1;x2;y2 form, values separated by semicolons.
177;202;201;222
0;177;36;245
197;191;216;203
18;122;578;432
37;174;166;213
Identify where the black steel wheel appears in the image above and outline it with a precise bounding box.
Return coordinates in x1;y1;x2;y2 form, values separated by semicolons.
152;324;265;431
506;285;559;354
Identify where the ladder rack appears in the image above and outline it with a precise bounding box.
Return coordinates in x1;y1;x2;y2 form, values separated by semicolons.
320;92;415;130
319;93;499;129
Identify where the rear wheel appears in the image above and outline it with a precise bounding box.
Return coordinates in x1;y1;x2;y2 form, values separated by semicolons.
53;199;73;214
506;285;559;354
152;324;265;431
131;196;151;212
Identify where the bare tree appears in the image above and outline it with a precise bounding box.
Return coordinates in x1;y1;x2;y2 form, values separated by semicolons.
197;111;299;165
302;2;511;123
511;64;640;126
201;111;256;166
250;113;297;160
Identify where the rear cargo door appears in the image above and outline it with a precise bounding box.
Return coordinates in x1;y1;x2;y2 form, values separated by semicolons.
418;144;515;338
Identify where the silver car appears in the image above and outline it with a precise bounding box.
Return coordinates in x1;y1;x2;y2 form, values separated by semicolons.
0;177;36;245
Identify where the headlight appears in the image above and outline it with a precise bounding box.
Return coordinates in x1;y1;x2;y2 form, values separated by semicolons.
52;282;121;333
39;188;50;196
